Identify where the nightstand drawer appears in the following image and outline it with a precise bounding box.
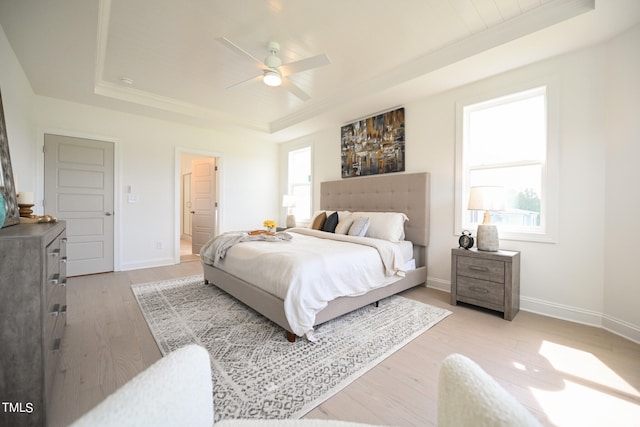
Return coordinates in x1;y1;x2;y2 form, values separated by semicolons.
457;256;504;283
457;276;505;312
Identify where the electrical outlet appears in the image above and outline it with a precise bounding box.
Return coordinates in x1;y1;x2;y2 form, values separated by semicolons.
156;241;163;249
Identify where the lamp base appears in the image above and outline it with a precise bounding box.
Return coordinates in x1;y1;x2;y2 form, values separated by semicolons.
476;224;499;251
19;204;35;218
286;214;296;228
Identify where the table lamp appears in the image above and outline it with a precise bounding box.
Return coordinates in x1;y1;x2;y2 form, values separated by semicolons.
468;186;505;251
282;195;296;228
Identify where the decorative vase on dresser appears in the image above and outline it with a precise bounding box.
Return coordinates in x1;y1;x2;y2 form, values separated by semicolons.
0;192;6;227
0;221;67;427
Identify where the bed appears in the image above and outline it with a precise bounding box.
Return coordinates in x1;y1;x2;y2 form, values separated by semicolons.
201;172;430;342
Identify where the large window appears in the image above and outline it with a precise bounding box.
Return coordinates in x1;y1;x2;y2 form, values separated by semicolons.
287;146;312;222
456;84;558;242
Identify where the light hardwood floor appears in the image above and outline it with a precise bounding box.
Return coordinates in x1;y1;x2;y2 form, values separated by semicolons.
49;261;640;427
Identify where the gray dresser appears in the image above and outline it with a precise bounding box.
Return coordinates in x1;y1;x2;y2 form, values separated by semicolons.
0;221;67;427
451;247;520;320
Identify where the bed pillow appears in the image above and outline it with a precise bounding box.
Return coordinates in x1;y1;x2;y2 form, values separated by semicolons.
309;210;351;228
351;212;408;242
310;211;327;230
334;214;354;235
322;211;339;233
348;216;370;237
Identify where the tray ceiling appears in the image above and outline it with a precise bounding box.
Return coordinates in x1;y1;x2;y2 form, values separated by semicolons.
1;0;638;141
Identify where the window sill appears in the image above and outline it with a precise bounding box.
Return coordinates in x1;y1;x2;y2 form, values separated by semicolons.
457;227;557;244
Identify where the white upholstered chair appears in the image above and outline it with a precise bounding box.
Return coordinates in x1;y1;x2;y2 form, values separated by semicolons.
69;345;541;427
437;353;542;427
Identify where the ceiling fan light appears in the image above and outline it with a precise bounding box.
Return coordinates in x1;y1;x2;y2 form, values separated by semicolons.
263;69;282;87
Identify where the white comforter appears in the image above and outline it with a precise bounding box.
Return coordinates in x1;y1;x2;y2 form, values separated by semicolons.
200;227;412;339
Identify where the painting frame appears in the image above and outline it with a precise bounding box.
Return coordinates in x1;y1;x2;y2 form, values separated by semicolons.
0;89;20;228
340;107;405;178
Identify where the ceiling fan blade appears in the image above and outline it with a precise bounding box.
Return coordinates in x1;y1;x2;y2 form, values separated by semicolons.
282;78;311;101
226;73;263;90
279;53;330;76
216;37;265;69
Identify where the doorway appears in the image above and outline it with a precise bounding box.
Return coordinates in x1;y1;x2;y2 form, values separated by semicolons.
177;150;220;263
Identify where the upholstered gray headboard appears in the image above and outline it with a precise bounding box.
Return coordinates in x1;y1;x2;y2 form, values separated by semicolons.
320;172;430;247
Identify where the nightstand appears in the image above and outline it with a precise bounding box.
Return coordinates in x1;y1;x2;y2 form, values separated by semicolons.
450;248;520;320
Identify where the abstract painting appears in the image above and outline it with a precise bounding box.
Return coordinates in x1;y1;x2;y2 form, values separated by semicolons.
341;107;405;178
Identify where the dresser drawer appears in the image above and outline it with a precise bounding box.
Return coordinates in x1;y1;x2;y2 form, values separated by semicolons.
456;276;505;312
46;238;62;277
457;256;504;283
44;302;61;342
44;325;64;397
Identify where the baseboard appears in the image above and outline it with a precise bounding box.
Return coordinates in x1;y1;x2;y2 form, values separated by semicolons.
522;296;640;344
120;257;176;271
426;277;640;344
426;276;450;292
602;314;640;345
520;296;603;326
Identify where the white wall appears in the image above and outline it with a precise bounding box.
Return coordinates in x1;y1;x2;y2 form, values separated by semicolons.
0;22;36;194
32;98;279;270
603;24;640;339
1;25;280;271
286;29;639;342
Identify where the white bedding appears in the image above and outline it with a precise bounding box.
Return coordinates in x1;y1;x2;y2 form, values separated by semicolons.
201;227;413;339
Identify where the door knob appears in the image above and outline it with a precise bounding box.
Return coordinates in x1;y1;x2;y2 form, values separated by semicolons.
105;212;114;216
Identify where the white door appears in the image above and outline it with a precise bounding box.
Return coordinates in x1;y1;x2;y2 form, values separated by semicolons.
191;158;217;254
44;134;114;276
182;173;192;236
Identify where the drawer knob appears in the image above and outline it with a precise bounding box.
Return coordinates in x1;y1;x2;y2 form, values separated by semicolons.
50;249;60;257
469;286;490;294
50;304;61;316
469;266;489;272
52;338;61;353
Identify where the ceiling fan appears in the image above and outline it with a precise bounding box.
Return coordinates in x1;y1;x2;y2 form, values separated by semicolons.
217;37;330;101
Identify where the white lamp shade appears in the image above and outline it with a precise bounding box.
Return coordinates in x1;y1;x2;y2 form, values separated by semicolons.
467;186;506;212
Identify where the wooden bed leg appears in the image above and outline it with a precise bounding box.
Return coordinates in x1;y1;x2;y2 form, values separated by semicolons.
286;331;296;343
204;279;209;285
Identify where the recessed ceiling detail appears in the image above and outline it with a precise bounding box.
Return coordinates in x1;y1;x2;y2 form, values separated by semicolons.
2;0;634;140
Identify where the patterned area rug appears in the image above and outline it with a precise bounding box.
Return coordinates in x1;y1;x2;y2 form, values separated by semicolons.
132;275;451;422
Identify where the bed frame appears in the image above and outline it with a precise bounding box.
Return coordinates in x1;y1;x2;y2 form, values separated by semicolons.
202;172;430;342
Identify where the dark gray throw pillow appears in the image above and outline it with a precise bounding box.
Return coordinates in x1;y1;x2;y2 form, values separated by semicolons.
322;211;339;233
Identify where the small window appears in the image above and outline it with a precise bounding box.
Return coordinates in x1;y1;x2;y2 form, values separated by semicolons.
456;85;558;242
287;146;312;221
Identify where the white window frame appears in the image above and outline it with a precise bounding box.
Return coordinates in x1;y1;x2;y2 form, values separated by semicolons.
454;79;559;243
286;145;312;224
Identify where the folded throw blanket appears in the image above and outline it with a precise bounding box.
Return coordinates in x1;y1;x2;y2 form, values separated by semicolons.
200;231;292;266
